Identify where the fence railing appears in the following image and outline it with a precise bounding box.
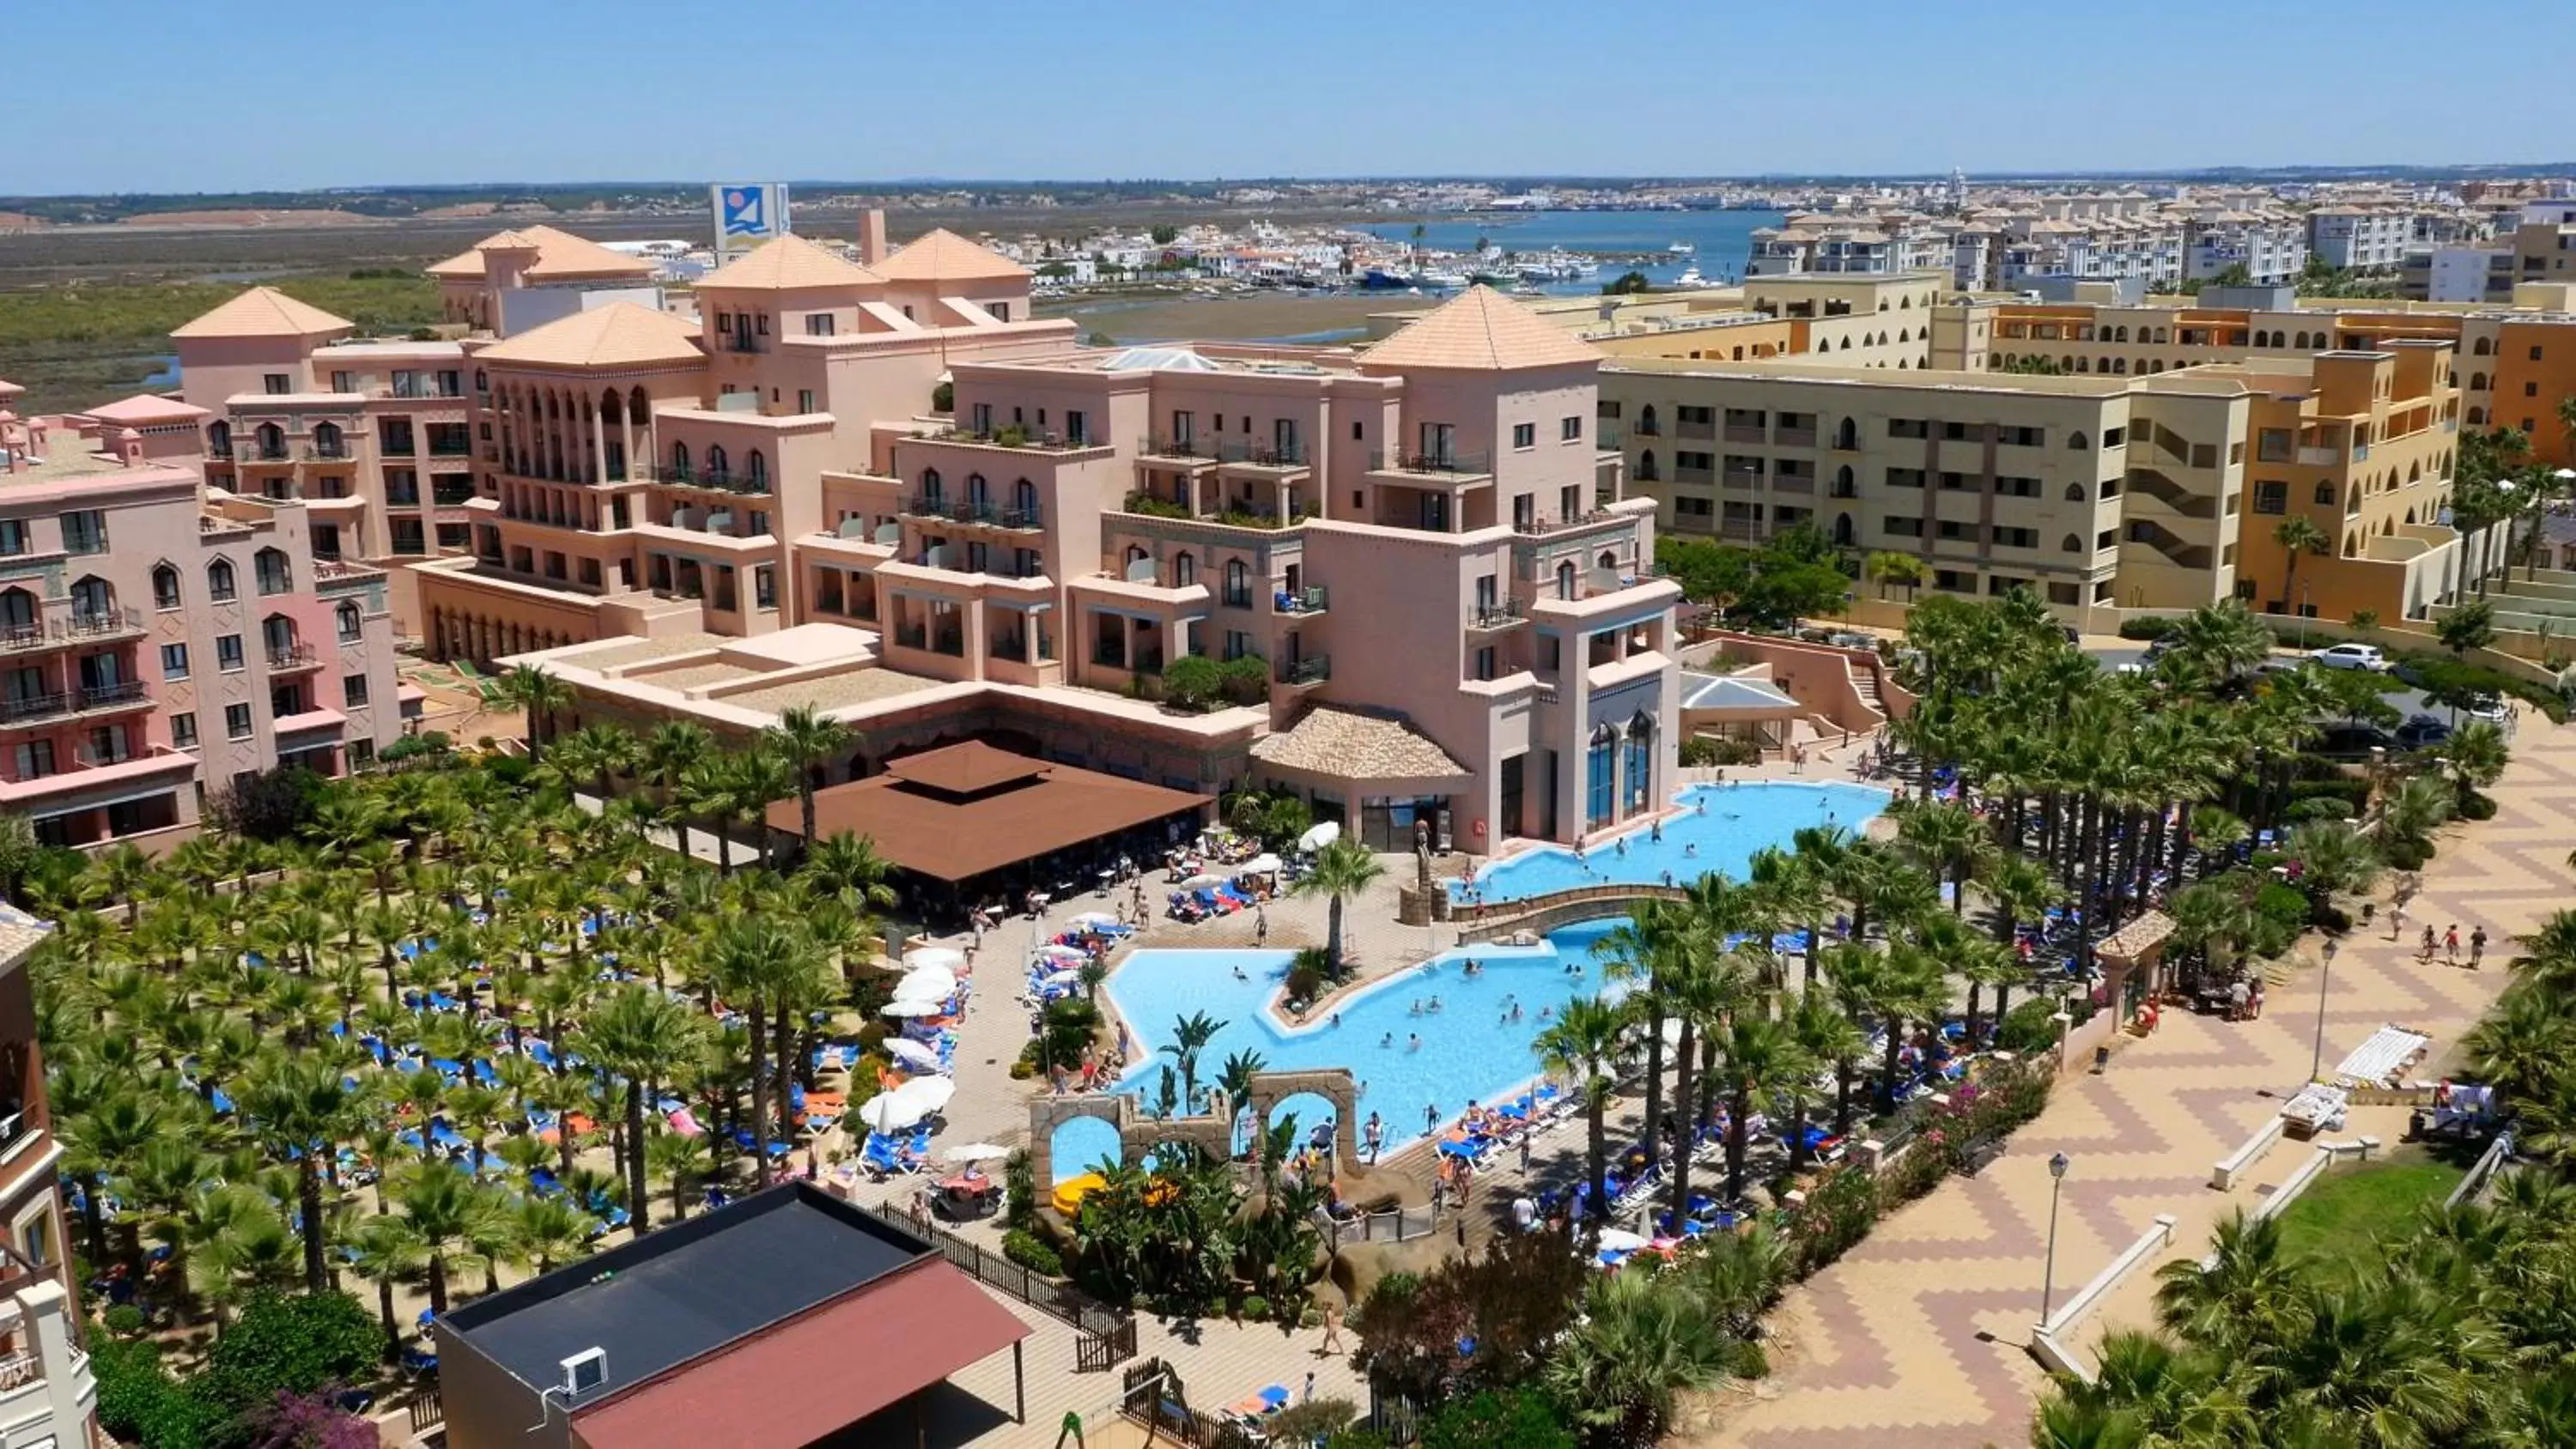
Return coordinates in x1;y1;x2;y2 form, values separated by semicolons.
853;1200;1136;1369
1317;1199;1441;1248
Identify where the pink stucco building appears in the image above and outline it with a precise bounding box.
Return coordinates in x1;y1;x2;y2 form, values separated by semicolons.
0;401;401;846
388;220;1674;852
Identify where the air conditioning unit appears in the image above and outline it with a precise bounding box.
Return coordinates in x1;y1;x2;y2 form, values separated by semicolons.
562;1348;608;1399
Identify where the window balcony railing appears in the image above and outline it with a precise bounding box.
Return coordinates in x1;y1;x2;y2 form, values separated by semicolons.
425;439;474;458
236;443;291;463
78;680;149;711
1275;585;1327;615
1469;599;1528;629
1217;440;1308;468
662;468;771;496
1136;435;1214;461
920;425;1096;452
1276;654;1330;686
267;643;319;670
388;380;464;400
302;443;353;462
1368;449;1492;477
1513;511;1623;538
893;623;927;650
720;334;769;355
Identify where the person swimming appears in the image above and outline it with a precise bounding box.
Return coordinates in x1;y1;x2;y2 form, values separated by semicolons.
1408;1034;1422;1052
1380;1033;1394;1048
1426;997;1443;1013
1408;1000;1423;1016
1685;842;1698;858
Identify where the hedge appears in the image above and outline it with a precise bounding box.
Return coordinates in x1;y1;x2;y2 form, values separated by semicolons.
2117;616;2177;640
1002;1228;1063;1276
2393;652;2569;724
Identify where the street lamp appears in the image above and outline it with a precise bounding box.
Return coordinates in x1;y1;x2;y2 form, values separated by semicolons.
2039;1152;2071;1328
2310;937;2340;1081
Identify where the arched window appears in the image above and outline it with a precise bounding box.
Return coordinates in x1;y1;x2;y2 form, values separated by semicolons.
69;576;112;622
2065;482;2087;501
1172;552;1196;586
2112;325;2129;342
670;440;690;480
336;599;362;642
1636;450;1658;482
706;444;731;482
1838;336;1852;351
1555;561;1577;600
151;563;181;611
1124;544;1149;568
254;547;291;596
629;386;648;425
745;450;769;490
965;472;987;507
2473;336;2493;355
2061;533;2084;553
2113;359;2129;374
2468;407;2486;426
1585;724;1618;831
919;466;941;503
2068;430;2090;451
253;422;283;458
0;589;33;632
1013;478;1037;518
312;421;343;458
207;558;237;603
1833;416;1857;449
1833;464;1855;497
207;421;231;454
2469;373;2487;392
1636;404;1659;437
1224;558;1248;604
1833;512;1855;546
1622;712;1654;815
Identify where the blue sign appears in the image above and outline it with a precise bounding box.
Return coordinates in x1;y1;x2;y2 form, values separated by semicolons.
720;185;769;237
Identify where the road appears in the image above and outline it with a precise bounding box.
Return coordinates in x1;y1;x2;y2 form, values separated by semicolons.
2076;636;2446;732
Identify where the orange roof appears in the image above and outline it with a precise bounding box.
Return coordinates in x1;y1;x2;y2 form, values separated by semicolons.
764;744;1208;881
426;224;656;282
872;228;1030;283
473;302;704;370
171;286;353;340
82;395;211;425
1360;285;1602;371
700;233;884;291
879;741;1047;796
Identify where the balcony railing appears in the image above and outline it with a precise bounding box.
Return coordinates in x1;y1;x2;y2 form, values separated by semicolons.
1277;655;1330;686
1368;449;1492;477
910;495;1037;528
1469;599;1528;629
1217;440;1309;468
303;443;353;462
426;440;474;458
1275;585;1328;615
267;643;319;670
920;426;1096;452
1595;424;1621;450
652;467;772;496
235;443;290;463
79;680;148;710
1513;511;1625;538
720;334;769;355
1136;435;1215;461
0;608;144;655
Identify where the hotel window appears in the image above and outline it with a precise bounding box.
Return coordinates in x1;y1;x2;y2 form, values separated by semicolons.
1066;410;1088;446
9;741;50;780
263;373;290;395
216;634;245;671
1883;516;1921;537
171;712;197;749
1511;422;1536;450
58;510;106;555
0;521;22;557
1473;646;1498;682
805;312;835;336
1993;525;2038;549
225;703;252;740
2315;482;2336;506
1936;519;1974;540
160;644;188;680
1889;418;1929;439
1223;630;1252;661
153;564;181;610
337;601;361;642
755;566;776;610
799;390;817;414
1561;415;1582;441
390;518;426;555
2254;481;2288;514
208;559;236;602
343;674;370;708
350;738;374;768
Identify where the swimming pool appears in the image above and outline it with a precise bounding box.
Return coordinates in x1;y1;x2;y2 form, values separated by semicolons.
1452;781;1890;905
1087;920;1623;1183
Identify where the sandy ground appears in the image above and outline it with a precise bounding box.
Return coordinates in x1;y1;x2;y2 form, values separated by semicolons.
1048;292;1430;344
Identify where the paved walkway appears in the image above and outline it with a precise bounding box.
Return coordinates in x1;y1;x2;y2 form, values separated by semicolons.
1692;709;2575;1449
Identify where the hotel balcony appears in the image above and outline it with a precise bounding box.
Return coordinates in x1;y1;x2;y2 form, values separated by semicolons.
1275;654;1330;688
1512;509;1636;543
1365;449;1494;487
1215;440;1310;476
1273;585;1328;619
0;743;196;813
0;609;145;658
912;425;1108;457
1118;492;1312;536
0;680;151;729
1467;598;1530;632
639;464;775;497
901;495;1043;530
266;642;323;674
1134;435;1220;470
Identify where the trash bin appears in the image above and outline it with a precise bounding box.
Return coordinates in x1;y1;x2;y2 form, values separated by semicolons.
2093;1045;2111;1074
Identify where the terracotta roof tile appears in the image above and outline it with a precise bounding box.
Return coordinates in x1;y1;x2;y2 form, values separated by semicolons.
871;228;1030;283
699;233;884;291
170;287;352;339
474;302;704;369
81;395;211;425
426;224;656;282
1359;285;1601;371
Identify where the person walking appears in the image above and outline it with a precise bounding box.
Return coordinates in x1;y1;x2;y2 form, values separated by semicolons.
1321;1302;1345;1355
2419;925;2439;963
2388;899;2406;941
2445;923;2461;966
2470;925;2488;969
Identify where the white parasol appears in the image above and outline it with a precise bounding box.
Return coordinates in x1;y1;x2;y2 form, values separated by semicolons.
1297;821;1340;852
1595;1228;1649;1252
879;998;945;1018
941;1142;1010;1164
1042;967;1084;988
859;1094;928;1134
1033;943;1090;964
1240;853;1283;877
897;965;959;1000
1179;872;1225;889
903;946;967;973
885;1039;944;1072
1068;912;1121;931
885;1075;956;1117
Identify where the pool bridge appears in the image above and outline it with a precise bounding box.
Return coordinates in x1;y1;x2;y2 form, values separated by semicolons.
1402;881;1692;941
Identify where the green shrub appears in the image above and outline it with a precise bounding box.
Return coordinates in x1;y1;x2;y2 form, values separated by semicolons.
1724;1337;1771;1380
1994;997;2064;1055
2310;902;2353;934
1269;1398;1359;1440
2386;839;2432;870
1241;1293;1271;1320
93;1337;222;1449
1417;1388;1576;1449
191;1291;385;1421
102;1303;148;1338
1004;1149;1036;1230
2254;881;2311;935
2285;796;2355;823
2459;791;2499;821
1682;734;1764;767
2117;615;2177;640
1002;1228;1063;1276
1159;654;1226;712
2393;653;2567;724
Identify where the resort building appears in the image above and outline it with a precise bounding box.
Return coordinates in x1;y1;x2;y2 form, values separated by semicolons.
425;224;663;335
0;906;99;1449
2307;205;2419;272
0;406;401;846
462;259;1679;855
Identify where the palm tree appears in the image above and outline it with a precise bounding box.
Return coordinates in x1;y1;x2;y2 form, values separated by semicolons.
1534;997;1625;1224
1595;898;1694;1161
2154;1210;2300;1355
344;1215;425;1357
392;1161;497;1317
2439;720;2510;796
1715;1015;1808;1205
2466;985;2574;1104
764;705;851;851
640;720;715;858
726;746;795;872
1293;838;1384;975
1892;797;1993;919
1159;1011;1227;1113
1542;1270;1731;1446
1783;989;1862;1168
1864;942;1949;1113
2272;515;2331;615
501;665;574;761
2379;774;2457;862
239;1056;359;1293
513;1194;598;1273
579;984;709;1231
799;832;897;917
709;917;803;1182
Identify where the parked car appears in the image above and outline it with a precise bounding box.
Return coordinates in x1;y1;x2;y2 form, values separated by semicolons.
2310;642;2389;671
2462;692;2513;725
2394;713;2452;749
2313;723;2397;760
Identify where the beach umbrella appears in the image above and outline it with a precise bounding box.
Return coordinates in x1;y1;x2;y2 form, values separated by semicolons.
897;965;958;1000
1180;872;1225;889
859;1094;928;1134
1240;853;1283;877
1595;1228;1649;1252
903;947;967;973
1042;967;1083;988
1033;943;1089;964
1068;912;1120;931
1297;821;1340;852
879;999;944;1019
887;1076;956;1116
942;1143;1010;1164
885;1039;943;1073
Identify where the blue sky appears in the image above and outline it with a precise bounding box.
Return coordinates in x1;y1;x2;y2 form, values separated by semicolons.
9;0;2571;195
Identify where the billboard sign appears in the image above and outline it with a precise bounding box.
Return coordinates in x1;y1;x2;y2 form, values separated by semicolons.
711;184;790;261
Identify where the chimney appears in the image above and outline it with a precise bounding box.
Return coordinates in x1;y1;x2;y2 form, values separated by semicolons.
860;209;889;267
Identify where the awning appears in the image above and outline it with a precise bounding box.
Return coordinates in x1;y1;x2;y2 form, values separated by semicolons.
570;1261;1028;1449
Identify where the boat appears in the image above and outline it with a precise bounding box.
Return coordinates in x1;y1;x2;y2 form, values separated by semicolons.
1673;266;1707;288
1667;241;1695;254
1414;269;1471;289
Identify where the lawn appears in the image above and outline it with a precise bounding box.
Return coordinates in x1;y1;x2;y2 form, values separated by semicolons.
2272;1153;2466;1265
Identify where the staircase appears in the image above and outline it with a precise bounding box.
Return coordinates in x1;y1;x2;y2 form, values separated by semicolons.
1851;669;1882;713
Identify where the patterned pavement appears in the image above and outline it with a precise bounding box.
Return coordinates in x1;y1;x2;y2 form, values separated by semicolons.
1694;711;2576;1449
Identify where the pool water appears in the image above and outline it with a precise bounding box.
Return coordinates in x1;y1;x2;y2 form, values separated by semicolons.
1091;919;1623;1182
1453;781;1890;904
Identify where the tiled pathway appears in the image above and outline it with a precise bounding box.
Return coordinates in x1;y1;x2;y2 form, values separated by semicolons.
1696;712;2576;1448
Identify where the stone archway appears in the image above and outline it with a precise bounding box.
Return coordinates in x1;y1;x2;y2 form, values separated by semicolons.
1247;1069;1361;1180
1030;1094;1133;1189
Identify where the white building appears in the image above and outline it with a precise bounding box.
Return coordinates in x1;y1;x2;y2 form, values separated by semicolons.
2307;207;2416;271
